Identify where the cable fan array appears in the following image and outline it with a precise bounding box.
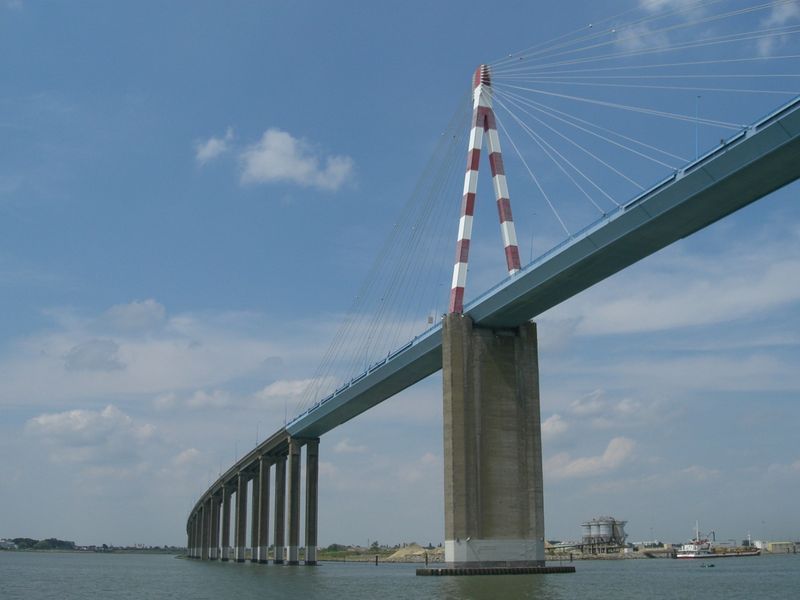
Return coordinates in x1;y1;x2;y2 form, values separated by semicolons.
293;0;800;418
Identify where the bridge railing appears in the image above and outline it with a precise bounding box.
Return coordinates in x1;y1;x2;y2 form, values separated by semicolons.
286;321;444;428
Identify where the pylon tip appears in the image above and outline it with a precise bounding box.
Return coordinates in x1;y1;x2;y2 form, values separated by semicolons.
472;64;491;90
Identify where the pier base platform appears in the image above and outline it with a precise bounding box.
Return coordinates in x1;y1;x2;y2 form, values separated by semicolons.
416;565;575;576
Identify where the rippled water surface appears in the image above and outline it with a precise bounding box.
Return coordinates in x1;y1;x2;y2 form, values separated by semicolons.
2;552;799;599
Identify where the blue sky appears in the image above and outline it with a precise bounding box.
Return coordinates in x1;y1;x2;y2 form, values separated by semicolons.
1;0;799;548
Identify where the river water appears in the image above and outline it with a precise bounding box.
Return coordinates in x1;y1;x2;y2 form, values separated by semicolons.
2;552;798;599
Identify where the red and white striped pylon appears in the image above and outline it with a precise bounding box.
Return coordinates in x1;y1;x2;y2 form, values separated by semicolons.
449;64;521;314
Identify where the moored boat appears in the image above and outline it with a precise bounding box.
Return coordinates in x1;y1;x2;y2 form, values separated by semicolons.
675;523;761;559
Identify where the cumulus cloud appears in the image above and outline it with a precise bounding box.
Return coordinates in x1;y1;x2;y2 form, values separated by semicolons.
64;339;125;372
257;378;312;398
333;438;367;454
569;390;607;417
542;414;569;440
548;229;800;336
758;1;800;56
0;301;291;408
397;452;441;483
25;405;155;464
639;0;700;12
195;127;234;164
598;352;799;394
546;436;636;479
172;447;201;467
253;378;323;411
103;299;166;332
766;457;800;479
240;128;354;191
680;464;720;481
614;22;670;52
186;389;232;409
566;390;671;430
153;392;179;411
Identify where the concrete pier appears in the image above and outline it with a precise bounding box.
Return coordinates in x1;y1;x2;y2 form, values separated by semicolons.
221;486;231;561
188;515;195;558
249;469;260;562
286;439;301;565
202;499;211;560
235;473;248;562
194;513;200;559
304;439;319;565
210;494;220;560
257;456;271;563
273;455;286;564
441;314;545;568
184;431;323;569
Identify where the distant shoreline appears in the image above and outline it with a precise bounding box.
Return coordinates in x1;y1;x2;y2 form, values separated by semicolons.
1;548;182;555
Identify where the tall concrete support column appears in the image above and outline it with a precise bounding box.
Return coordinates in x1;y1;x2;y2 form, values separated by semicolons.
187;516;194;558
202;499;212;560
304;439;320;565
210;495;220;560
221;486;232;561
249;470;260;563
273;455;287;564
235;473;248;562
442;313;545;567
257;457;271;563
193;513;200;559
286;439;301;565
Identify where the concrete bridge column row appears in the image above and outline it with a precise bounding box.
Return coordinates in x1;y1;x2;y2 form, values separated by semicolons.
187;437;319;566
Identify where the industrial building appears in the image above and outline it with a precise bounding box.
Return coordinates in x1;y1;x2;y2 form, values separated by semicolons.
581;517;628;554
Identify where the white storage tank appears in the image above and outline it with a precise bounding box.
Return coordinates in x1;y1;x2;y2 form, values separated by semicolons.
590;520;601;539
597;518;613;541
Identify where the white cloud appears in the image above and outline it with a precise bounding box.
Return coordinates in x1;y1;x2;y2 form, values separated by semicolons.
186;389;231;409
397;452;441;483
639;0;698;12
614;22;670;52
545;227;800;337
172;448;201;467
546;436;636;479
582;259;800;335
333;438;367;454
25;404;155;464
195;127;234;164
63;339;124;372
542;414;568;440
680;464;720;481
538;318;579;353
257;378;312;399
318;461;340;480
153;392;178;411
569;390;607;417
0;302;289;407
240;128;354;191
598;352;799;393
758;1;800;56
103;299;165;332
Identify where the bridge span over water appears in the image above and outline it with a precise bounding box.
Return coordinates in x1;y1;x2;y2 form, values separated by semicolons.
187;92;800;569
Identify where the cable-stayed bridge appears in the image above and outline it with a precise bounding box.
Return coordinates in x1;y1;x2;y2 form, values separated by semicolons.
285;94;800;438
186;1;800;573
